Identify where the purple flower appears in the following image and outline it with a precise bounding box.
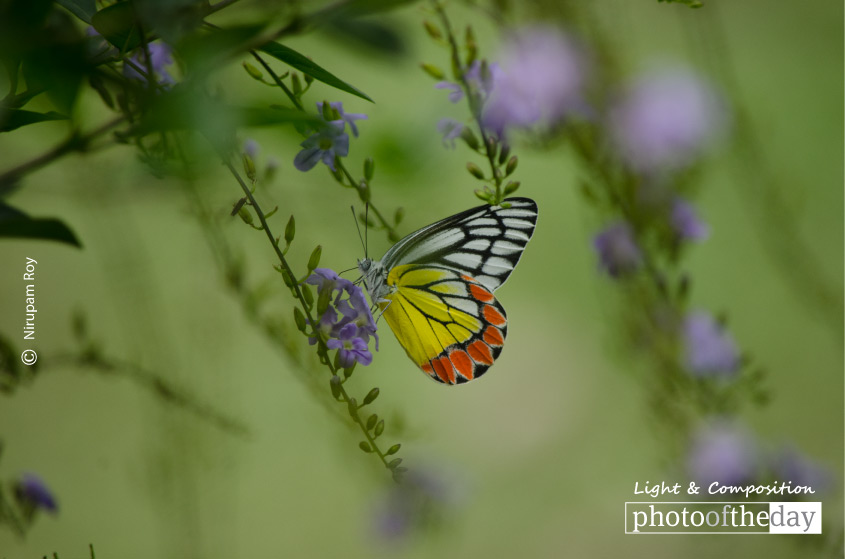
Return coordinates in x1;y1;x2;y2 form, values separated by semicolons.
14;473;57;513
435;81;464;103
326;323;372;367
593;222;642;277
124;42;175;85
671;198;709;241
436;61;500;106
243;138;259;159
683;311;739;377
306;268;377;366
306;268;352;298
318;101;367;138
687;421;757;487
771;446;833;494
437;118;464;149
294;120;349;172
482;26;586;135
609;66;727;173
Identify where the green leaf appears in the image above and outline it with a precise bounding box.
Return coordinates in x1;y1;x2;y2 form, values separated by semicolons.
0;109;67;132
20;11;89;114
0;204;81;248
91;2;141;52
55;0;97;24
258;42;373;102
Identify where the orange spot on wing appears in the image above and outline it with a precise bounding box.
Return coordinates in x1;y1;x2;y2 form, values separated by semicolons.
421;362;435;377
431;358;449;383
468;340;494;365
438;356;457;384
483;305;506;326
449;350;474;380
470;284;494;303
461;274;474;282
483;326;504;347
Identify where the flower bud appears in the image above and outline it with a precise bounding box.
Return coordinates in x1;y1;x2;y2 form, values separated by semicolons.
362;387;380;406
420;63;445;80
359;441;373;453
237;206;253;225
503;180;521;196
387;458;402;470
307;245;322;271
291;72;302;96
243;62;263;80
423;20;442;40
317;284;331;315
460;127;480;151
293;307;306;332
366;414;378;430
364;157;375;181
285;215;295;244
386;443;401;456
329;375;341;400
467;162;485;180
374;419;385;437
505;156;518;176
394;207;404;225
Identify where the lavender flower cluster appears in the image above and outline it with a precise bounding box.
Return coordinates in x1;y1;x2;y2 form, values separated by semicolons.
306;268;378;367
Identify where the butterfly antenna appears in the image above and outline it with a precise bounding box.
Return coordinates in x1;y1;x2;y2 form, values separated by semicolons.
337;266;358;276
365;203;369;259
351;206;366;256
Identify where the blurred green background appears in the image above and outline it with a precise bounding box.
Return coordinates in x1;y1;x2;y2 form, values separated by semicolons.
0;0;841;557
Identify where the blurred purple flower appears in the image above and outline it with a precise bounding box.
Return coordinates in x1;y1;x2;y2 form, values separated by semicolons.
609;67;727;172
318;101;367;138
327;323;372;367
14;473;57;513
294;120;349;172
683;311;739;377
593;222;642;277
435;61;500;104
437;118;464;149
243;138;259;159
771;446;833;494
482;26;586;135
687;421;757;487
124;42;175;85
435;81;464;103
671;198;709;241
374;468;456;540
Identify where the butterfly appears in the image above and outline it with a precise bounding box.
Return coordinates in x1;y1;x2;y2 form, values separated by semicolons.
357;197;538;385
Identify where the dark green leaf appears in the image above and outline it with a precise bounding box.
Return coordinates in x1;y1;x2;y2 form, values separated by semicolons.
55;0;97;24
0;109;68;132
0;204;81;248
91;2;141;52
20;11;88;114
259;42;373;102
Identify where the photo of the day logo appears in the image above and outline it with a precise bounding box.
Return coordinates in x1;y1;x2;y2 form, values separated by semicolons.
625;481;822;534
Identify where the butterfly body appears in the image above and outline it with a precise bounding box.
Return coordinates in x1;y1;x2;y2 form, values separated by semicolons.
358;197;538;385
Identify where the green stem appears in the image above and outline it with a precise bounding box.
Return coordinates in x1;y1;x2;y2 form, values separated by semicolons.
224;160;393;472
433;1;503;202
0;116;126;188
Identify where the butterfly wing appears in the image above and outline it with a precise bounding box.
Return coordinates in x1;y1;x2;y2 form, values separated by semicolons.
376;198;538;384
381;197;538;292
380;264;508;384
